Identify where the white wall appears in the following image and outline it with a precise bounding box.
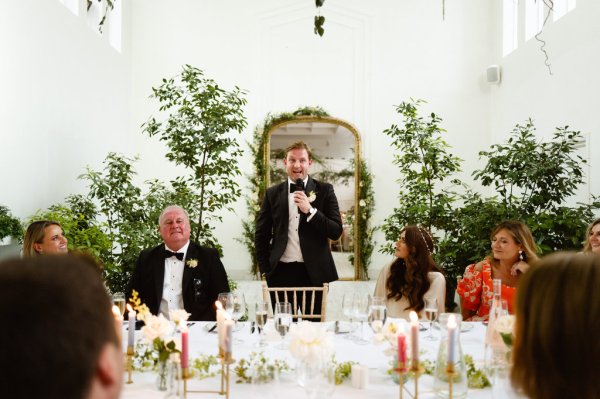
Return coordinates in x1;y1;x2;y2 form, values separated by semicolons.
127;0;494;279
2;1;597;281
489;0;600;204
0;0;131;218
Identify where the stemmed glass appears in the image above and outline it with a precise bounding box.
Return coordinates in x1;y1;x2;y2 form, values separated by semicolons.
352;295;370;345
368;296;387;333
424;297;438;341
274;302;292;349
342;293;356;340
231;293;246;327
254;301;269;347
217;292;234;314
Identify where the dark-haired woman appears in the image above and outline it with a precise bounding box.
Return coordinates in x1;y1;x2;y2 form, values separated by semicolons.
374;225;445;319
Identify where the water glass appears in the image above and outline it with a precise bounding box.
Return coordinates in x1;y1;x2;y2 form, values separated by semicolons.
368;296;387;333
274;302;292;349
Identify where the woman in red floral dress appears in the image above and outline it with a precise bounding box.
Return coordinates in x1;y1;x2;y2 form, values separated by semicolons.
457;220;538;321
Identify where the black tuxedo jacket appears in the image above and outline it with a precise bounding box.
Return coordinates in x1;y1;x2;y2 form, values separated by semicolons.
255;176;342;285
126;241;229;321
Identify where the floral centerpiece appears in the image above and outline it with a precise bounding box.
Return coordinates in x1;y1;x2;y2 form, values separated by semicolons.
373;320;411;382
288;321;335;387
130;290;190;390
495;314;515;363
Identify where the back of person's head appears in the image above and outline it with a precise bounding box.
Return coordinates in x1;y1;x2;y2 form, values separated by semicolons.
489;220;538;262
511;252;600;399
22;220;61;257
0;255;122;399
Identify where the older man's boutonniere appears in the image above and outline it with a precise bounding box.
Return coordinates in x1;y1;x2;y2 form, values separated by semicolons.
308;191;317;203
186;258;198;268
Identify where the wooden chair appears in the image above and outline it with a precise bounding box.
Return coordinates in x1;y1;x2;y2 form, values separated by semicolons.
261;280;329;322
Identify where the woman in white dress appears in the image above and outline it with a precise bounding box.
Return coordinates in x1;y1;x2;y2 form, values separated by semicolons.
374;225;445;319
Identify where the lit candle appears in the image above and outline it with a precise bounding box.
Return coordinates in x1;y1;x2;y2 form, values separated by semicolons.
112;305;123;343
397;331;407;371
181;327;189;369
447;314;457;364
223;314;233;355
126;304;136;348
215;301;224;353
409;311;419;369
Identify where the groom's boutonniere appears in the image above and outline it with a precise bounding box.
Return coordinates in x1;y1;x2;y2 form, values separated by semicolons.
308;191;317;203
186;258;198;268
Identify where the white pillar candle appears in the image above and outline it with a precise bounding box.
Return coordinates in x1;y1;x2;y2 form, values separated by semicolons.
215;301;224;353
223;315;233;355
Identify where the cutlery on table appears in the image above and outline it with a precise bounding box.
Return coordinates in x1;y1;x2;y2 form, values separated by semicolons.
250;321;256;334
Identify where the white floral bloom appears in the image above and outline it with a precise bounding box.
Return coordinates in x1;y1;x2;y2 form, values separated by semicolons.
141;314;174;342
495;314;515;335
169;309;191;327
288;321;334;365
169;352;181;363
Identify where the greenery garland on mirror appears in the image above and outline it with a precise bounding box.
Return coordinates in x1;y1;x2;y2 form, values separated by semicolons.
239;106;375;279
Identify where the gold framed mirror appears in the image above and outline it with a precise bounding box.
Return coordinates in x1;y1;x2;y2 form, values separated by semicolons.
264;116;362;280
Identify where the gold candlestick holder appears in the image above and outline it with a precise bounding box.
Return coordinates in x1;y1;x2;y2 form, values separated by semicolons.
394;362;407;399
182;352;233;398
446;362;457;399
125;345;134;384
410;360;424;399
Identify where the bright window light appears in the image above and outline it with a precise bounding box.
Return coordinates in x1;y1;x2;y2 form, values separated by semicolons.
58;0;79;16
553;0;577;21
503;0;518;56
525;0;545;41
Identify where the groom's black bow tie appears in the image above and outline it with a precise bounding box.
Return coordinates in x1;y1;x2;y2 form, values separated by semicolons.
165;250;184;260
290;179;305;193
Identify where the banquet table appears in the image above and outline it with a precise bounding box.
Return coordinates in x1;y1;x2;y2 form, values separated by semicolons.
120;320;499;399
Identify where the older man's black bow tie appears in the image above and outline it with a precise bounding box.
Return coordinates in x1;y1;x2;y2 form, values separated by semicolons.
290;179;305;193
165;250;184;260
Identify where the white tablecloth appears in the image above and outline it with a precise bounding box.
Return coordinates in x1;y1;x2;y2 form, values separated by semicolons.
121;320;495;398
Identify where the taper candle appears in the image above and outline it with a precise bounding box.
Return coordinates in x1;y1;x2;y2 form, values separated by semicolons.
447;314;457;364
397;331;407;371
215;301;224;352
409;311;419;369
126;304;136;348
181;327;189;369
223;315;233;354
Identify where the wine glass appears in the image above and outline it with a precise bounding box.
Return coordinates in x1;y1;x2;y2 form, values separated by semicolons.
304;363;336;399
112;292;125;315
424;297;438;341
352;295;370;345
231;293;246;325
255;301;269;347
217;292;234;313
368;296;387;333
342;293;356;340
274;302;292;349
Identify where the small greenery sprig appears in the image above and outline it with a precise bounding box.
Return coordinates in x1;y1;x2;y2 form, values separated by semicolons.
465;355;491;389
333;360;356;385
234;352;290;384
190;354;220;380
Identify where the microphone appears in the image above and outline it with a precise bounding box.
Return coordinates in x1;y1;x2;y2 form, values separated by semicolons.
294;178;304;213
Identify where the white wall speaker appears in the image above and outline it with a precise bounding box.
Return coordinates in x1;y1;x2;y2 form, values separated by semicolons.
487;65;501;84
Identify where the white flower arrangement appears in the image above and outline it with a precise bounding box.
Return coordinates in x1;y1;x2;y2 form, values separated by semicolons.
288;321;334;365
186;258;198;268
141;314;175;342
495;314;515;347
169;309;191;328
373;320;409;357
308;191;317;203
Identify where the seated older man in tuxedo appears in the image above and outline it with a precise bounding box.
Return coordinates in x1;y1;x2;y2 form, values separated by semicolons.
127;205;229;321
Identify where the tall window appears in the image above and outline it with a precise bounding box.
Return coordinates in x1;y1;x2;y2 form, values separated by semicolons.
503;0;518;56
525;0;545;41
553;0;577;21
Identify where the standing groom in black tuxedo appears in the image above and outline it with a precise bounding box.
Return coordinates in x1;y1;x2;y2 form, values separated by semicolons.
127;205;229;321
255;141;343;310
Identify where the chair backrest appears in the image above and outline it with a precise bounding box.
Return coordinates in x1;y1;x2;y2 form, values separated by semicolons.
261;281;328;322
